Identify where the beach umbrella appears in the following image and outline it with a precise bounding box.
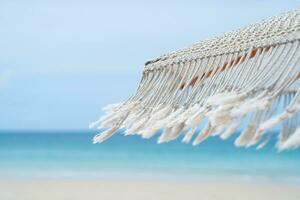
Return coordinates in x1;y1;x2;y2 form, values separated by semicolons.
90;8;300;150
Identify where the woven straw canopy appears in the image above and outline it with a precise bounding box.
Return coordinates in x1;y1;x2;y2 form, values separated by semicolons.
91;9;300;150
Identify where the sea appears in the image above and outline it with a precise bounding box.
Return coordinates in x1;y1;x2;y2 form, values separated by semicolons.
0;130;299;184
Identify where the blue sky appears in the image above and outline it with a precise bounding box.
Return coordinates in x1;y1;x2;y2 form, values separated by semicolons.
0;0;299;130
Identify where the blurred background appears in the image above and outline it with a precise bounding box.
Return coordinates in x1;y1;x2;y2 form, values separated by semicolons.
0;0;300;184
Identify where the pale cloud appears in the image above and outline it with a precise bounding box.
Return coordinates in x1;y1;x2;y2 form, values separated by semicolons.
0;70;13;89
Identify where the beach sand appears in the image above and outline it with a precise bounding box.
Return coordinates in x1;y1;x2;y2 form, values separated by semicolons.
0;180;299;200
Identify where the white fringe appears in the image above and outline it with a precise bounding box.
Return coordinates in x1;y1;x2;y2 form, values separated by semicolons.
90;9;300;150
278;127;300;150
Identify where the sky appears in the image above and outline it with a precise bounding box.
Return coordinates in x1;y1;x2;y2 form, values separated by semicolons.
0;0;299;130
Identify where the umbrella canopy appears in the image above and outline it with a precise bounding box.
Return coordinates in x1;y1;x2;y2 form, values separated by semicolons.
90;8;300;150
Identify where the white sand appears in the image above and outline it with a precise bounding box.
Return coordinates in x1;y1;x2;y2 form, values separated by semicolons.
0;179;299;200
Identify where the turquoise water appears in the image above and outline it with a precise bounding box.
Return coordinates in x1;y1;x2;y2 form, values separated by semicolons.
0;130;299;183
